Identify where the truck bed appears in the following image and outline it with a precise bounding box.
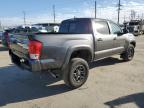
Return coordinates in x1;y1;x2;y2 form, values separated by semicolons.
9;33;93;72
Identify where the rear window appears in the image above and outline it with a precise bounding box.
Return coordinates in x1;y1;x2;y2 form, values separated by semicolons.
59;20;92;33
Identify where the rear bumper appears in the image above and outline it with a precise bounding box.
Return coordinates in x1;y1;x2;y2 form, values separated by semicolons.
22;60;42;72
21;59;58;72
10;53;58;72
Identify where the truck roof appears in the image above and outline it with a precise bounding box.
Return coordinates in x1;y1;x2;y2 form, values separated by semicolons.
62;18;110;22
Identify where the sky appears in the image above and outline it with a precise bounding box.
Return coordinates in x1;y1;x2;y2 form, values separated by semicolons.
0;0;144;26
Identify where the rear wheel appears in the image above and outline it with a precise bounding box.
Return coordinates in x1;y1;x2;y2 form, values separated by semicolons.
121;44;135;61
63;58;89;89
10;52;20;65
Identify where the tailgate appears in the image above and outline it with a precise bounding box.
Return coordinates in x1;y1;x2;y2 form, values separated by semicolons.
10;34;29;59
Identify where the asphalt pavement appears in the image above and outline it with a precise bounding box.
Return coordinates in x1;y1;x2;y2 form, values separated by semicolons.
0;36;144;108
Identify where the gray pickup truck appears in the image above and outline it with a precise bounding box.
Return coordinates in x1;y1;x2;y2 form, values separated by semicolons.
9;18;136;89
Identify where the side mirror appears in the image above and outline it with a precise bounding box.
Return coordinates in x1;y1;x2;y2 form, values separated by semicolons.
117;32;124;36
114;31;123;36
122;28;129;34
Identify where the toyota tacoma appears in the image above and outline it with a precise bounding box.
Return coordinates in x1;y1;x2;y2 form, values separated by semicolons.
9;18;136;89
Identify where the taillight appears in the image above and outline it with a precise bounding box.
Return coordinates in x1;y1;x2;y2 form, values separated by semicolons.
28;40;42;60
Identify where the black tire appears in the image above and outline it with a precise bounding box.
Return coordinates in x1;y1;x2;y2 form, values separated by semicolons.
11;53;20;65
63;58;89;89
121;44;135;61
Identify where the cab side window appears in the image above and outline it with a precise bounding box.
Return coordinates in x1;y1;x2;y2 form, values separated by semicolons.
94;21;110;35
59;21;69;33
69;22;76;33
110;22;122;34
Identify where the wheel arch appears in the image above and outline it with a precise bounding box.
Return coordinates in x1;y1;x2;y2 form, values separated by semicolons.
62;46;93;70
130;41;136;48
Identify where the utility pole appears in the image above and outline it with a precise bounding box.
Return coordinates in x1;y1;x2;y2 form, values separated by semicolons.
95;1;97;19
53;5;56;23
0;20;2;31
23;11;26;25
117;0;121;24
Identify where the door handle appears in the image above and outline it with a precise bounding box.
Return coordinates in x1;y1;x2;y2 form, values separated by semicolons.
97;38;103;41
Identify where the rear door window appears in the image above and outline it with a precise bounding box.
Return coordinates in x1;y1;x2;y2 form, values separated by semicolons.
59;20;92;33
69;21;91;33
69;23;76;33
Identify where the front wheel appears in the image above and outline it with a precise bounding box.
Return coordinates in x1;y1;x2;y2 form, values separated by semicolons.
63;58;89;89
121;44;135;61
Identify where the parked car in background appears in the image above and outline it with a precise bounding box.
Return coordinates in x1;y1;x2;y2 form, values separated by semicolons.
30;25;48;33
14;25;49;33
0;31;3;43
9;18;136;89
2;28;15;47
126;20;144;36
139;20;144;34
127;20;140;36
2;25;51;48
34;23;60;32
